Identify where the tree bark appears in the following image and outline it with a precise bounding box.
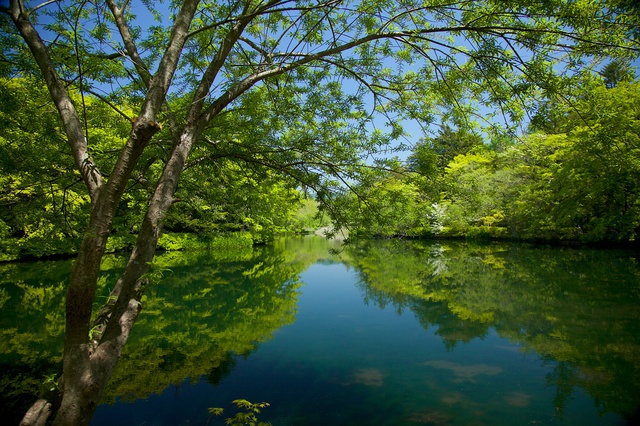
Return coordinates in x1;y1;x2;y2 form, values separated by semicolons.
8;0;200;423
7;0;102;199
20;399;51;426
53;123;201;425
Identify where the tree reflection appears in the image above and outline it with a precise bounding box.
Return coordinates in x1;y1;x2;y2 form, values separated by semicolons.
345;239;640;419
2;237;638;422
100;241;323;402
0;237;335;418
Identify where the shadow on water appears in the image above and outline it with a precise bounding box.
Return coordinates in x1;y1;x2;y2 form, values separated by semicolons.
0;237;639;424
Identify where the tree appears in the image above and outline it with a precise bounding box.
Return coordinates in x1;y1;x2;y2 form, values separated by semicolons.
0;77;87;259
599;58;636;88
410;124;484;172
333;166;429;238
1;1;637;424
547;82;640;241
407;123;485;201
0;77;145;259
0;77;307;257
440;148;514;237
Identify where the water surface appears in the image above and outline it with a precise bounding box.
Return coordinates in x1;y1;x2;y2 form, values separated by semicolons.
1;237;639;425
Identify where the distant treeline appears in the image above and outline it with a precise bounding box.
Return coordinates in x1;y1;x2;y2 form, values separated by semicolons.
335;78;640;246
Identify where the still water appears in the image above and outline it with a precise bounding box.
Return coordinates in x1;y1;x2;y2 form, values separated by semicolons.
1;237;639;425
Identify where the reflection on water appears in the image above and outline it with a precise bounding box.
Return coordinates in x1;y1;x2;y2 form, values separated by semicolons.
423;360;502;383
346;368;385;387
0;237;638;425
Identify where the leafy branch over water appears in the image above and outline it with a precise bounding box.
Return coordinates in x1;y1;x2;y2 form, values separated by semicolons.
208;399;271;426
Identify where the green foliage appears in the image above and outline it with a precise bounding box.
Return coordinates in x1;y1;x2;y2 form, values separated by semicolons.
599;59;636;88
504;81;640;242
2;0;637;259
0;77;88;259
0;78;309;260
2;2;637;423
165;154;306;243
411;124;484;172
332;166;435;238
289;198;332;234
345;79;640;244
557;82;640;241
209;399;271;426
43;374;60;392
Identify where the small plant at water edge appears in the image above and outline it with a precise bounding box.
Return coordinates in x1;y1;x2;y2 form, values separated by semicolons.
43;373;60;392
208;399;271;426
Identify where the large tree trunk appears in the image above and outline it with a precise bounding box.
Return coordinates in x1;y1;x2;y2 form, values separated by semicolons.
47;127;198;426
46;121;164;426
6;0;200;423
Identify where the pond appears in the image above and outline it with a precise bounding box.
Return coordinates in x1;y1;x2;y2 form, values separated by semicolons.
1;237;639;425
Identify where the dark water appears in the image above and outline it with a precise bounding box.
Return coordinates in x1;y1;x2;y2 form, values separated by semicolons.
1;237;639;425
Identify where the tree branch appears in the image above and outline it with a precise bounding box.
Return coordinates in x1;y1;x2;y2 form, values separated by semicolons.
7;0;103;200
105;0;152;88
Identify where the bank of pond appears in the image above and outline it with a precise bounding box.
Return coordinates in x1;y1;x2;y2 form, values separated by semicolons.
0;236;638;425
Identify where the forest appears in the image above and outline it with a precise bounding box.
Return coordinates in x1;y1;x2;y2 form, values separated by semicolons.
2;65;639;262
0;76;331;261
337;68;640;244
